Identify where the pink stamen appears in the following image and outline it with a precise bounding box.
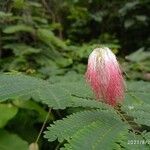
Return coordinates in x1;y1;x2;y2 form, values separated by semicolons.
85;47;125;106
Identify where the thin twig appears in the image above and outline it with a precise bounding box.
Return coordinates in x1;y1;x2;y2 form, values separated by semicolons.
35;108;51;143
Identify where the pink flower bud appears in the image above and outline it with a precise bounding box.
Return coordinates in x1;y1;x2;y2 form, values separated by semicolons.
85;47;125;106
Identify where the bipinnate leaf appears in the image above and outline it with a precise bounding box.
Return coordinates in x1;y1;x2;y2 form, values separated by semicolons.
45;110;150;150
44;109;126;143
0;73;105;109
0;73;150;149
123;81;150;126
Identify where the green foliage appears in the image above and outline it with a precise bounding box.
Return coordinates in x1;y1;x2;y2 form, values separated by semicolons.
58;117;130;150
118;0;149;51
0;73;150;149
123;49;150;80
3;24;35;34
0;11;12;19
13;99;54;122
0;0;149;78
0;0;149;149
0;129;28;150
123;81;150;126
61;124;149;150
126;48;150;63
44;110;127;143
124;104;150;126
3;44;41;56
0;73;107;110
0;103;18;128
37;29;67;49
0;0;69;74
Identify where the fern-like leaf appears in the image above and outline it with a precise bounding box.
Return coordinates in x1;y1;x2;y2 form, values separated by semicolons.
45;109;149;150
0;74;105;109
125;81;150;106
44;109;127;142
122;104;150;126
123;81;150;127
61;121;128;150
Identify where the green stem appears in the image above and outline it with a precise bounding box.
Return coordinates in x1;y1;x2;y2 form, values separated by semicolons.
35;108;51;143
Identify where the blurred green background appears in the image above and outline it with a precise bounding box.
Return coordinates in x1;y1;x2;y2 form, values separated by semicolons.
0;0;149;79
0;0;149;149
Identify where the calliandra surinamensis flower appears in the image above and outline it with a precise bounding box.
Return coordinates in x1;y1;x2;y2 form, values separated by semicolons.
85;47;125;106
